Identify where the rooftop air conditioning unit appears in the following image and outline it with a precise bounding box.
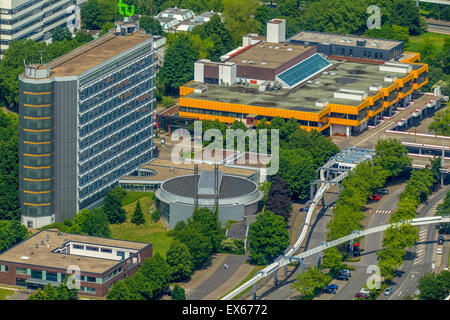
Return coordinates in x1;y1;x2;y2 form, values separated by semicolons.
369;83;383;91
315;98;329;107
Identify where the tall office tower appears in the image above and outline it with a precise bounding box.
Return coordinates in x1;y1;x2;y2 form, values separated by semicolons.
19;20;156;228
0;0;80;59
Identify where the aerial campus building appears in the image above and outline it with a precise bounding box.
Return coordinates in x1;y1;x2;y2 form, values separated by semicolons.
0;0;84;59
0;230;152;297
18;20;157;228
178;19;429;137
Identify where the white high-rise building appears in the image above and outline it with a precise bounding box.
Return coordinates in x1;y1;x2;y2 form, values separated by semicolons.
0;0;78;58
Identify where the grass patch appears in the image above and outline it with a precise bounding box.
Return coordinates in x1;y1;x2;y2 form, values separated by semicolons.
121;191;155;206
406;32;450;53
110;196;173;257
38;222;70;232
219;265;266;300
0;288;14;300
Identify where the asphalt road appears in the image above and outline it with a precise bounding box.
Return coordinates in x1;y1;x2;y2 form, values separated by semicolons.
332;185;405;300
255;191;340;300
378;186;449;300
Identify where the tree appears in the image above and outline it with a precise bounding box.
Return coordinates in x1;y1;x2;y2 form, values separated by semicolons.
103;191;127;224
166;240;194;281
171;285;186;300
74;31;94;44
158;33;199;95
100;22;115;35
107;279;140;300
365;24;409;42
0;220;29;254
222;0;260;45
81;208;111;237
430;157;442;183
170;221;213;269
321;247;344;272
278;149;317;200
266;175;292;221
138;253;171;298
248;210;289;265
192;207;225;252
80;0;102;30
52;27;72;42
140;16;163;35
291;266;331;299
418;271;450;300
151;209;160;223
428;109;450;136
109;186;127;202
131;200;145;225
375;138;411;177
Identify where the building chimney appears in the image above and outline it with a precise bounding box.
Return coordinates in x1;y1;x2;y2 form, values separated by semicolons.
267;19;286;44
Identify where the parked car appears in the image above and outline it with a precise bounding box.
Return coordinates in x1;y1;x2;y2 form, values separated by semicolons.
371;194;381;201
415;289;420;296
339;269;351;277
360;288;370;295
335;273;349;281
323;287;336;294
436;248;443;255
384;287;393;296
355;292;369;299
438;235;444;245
327;284;339;291
353;249;361;257
378;188;389;194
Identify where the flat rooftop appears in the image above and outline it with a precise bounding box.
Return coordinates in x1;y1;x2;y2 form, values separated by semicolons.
184;59;415;112
23;30;152;78
227;41;314;70
0;230;150;274
120;157;260;183
291;31;402;50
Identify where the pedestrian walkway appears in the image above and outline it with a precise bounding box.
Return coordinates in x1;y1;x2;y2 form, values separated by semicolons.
375;209;393;215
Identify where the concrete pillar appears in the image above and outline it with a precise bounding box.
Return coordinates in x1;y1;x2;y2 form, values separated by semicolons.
284;265;288;279
346;126;351;137
253;283;256;300
329;124;333;136
419;148;422;155
274;270;278;286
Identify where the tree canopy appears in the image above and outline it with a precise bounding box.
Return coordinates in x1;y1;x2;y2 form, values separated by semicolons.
248;210;290;265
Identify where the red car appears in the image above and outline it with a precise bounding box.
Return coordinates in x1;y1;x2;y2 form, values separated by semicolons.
354;292;369;300
368;194;380;201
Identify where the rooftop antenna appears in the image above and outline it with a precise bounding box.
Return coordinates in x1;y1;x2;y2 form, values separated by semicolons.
38;50;44;65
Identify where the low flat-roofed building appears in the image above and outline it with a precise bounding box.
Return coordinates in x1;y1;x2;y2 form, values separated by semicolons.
290;31;404;61
0;230;152;297
179;57;428;137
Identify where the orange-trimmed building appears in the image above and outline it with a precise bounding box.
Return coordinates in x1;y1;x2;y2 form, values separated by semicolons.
176;20;429;137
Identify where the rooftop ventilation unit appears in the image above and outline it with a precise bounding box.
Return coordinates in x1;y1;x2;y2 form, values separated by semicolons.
334;89;368;101
261;61;267;65
275;46;280;49
194;85;207;93
315;98;329;107
341;38;346;42
369;83;383;91
384;74;397;82
380;62;412;74
356;40;366;47
248;61;254;64
287;48;293;51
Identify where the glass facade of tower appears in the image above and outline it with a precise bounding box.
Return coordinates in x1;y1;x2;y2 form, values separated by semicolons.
18;81;54;219
77;45;156;208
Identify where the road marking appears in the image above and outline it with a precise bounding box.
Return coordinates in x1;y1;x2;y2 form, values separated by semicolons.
375;209;392;215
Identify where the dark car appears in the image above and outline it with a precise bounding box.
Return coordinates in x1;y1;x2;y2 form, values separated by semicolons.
354;292;369;299
378;188;389;194
335;273;349;281
322;287;336;294
353;249;361;257
438;235;444;245
338;269;351;277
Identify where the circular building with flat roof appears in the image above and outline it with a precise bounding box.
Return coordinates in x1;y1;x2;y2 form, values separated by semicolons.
155;171;263;228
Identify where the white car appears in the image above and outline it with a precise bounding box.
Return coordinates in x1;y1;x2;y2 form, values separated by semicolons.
436;248;443;255
360;288;370;295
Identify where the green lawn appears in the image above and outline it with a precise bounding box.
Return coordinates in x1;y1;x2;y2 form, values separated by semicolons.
406;32;450;53
110;195;173;257
121;191;155;206
0;288;14;300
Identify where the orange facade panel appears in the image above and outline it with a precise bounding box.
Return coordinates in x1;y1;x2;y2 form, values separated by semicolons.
328;103;359;115
179;97;327;122
329;117;361;127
